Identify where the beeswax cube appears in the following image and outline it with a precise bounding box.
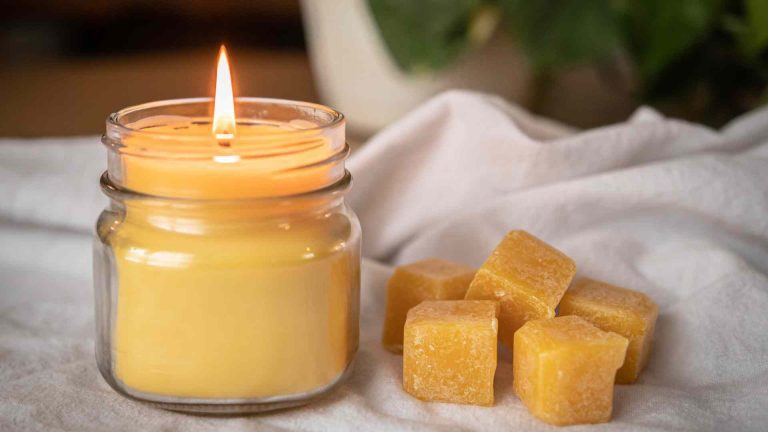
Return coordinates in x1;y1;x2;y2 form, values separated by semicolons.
559;278;658;384
465;230;576;346
514;316;628;426
382;259;475;352
403;300;499;406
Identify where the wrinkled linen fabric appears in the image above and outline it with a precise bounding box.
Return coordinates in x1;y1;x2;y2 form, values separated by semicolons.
1;91;767;431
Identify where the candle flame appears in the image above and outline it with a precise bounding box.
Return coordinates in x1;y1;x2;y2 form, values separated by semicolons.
212;45;236;140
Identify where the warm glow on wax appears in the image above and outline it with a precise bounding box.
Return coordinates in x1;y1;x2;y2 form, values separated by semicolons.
212;45;236;139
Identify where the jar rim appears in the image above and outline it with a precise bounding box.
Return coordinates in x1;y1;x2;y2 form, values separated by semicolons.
107;97;344;141
102;97;349;200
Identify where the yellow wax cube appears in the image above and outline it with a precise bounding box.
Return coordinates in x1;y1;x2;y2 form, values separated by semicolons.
382;259;476;352
559;278;659;384
514;316;628;426
403;300;499;406
465;230;576;346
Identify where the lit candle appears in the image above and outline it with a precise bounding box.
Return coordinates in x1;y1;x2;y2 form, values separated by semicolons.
116;47;344;199
94;47;360;412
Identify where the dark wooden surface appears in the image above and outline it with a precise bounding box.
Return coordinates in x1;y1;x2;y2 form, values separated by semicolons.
0;48;316;137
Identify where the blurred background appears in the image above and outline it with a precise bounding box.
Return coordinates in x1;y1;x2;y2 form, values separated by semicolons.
0;1;311;137
1;0;766;138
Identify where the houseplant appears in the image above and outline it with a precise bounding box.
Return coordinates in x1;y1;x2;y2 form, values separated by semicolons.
303;0;768;134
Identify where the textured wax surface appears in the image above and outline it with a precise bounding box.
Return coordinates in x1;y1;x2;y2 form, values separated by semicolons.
465;230;576;346
514;316;628;426
382;259;475;352
403;301;498;406
560;278;659;383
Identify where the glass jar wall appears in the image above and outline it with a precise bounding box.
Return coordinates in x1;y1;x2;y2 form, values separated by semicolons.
93;98;360;413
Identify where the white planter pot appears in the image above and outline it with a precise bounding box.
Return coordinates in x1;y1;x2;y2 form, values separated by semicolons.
301;0;533;136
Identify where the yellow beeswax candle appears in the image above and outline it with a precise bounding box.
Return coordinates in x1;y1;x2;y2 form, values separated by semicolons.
91;70;364;416
94;48;361;412
104;116;358;400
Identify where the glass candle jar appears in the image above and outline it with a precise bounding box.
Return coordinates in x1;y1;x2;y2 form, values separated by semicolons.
93;98;361;413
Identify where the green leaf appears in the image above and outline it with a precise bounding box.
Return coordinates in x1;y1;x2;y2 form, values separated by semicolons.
743;0;768;56
366;0;484;73
627;0;719;82
498;0;623;72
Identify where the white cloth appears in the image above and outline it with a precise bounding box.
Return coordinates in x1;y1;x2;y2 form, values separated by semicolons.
1;91;767;431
